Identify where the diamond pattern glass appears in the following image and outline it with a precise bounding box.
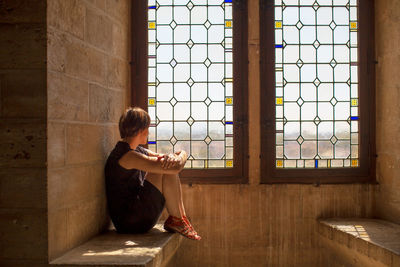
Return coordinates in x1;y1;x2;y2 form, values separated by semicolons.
274;0;359;168
148;0;233;168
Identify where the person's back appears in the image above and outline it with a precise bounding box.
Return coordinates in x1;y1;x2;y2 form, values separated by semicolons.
105;141;165;233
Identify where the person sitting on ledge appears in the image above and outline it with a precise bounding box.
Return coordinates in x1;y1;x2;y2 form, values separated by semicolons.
105;106;201;240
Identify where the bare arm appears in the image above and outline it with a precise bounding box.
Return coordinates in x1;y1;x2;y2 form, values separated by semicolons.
142;148;188;168
118;150;185;174
142;147;163;157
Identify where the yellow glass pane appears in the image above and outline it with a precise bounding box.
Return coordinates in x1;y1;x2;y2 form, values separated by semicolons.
351;159;358;167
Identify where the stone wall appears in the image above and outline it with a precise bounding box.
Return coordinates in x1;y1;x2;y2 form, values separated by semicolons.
47;0;131;260
0;0;48;266
374;0;400;224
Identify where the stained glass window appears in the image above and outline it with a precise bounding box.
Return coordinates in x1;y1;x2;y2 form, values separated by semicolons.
274;0;359;168
147;0;233;169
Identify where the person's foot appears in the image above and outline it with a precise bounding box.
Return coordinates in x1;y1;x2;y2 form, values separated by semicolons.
182;215;197;233
164;215;201;241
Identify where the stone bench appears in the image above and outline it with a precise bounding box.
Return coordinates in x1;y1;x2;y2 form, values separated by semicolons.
50;224;182;267
318;218;400;267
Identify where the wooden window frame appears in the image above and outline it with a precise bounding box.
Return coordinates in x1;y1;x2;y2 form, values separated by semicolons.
131;0;249;184
259;0;376;184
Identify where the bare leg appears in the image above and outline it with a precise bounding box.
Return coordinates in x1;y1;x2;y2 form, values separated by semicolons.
162;174;186;218
147;173;201;240
145;173;186;218
144;173;163;193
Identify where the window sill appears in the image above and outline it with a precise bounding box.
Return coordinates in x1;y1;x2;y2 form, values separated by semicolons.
261;172;377;184
50;223;182;267
261;179;379;185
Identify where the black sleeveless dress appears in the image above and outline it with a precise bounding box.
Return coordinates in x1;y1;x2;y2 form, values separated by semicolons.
104;141;165;233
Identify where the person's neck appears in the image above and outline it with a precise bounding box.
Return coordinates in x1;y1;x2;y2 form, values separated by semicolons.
122;137;139;150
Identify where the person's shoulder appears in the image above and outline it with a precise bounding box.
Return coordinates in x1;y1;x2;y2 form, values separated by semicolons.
135;145;148;155
105;142;131;163
116;141;131;150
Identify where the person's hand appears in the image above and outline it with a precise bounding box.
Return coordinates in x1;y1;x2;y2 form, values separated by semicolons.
161;153;181;169
174;150;187;160
175;150;188;168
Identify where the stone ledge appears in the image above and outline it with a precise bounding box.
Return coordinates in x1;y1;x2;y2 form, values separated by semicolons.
318;218;400;267
50;224;182;267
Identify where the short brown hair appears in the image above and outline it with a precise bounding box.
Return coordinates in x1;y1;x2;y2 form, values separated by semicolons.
119;107;150;138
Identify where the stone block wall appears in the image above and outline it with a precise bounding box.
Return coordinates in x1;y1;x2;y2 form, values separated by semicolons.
0;0;48;266
47;0;131;260
375;0;400;224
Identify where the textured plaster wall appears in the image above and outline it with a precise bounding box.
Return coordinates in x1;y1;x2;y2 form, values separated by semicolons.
374;0;400;224
0;0;48;266
47;0;131;260
170;0;376;266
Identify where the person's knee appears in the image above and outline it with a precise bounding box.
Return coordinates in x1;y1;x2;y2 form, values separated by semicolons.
164;173;179;178
147;172;163;179
163;173;180;182
146;173;163;192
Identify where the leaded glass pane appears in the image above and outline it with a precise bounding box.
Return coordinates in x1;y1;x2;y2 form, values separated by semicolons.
148;0;233;168
275;0;359;168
